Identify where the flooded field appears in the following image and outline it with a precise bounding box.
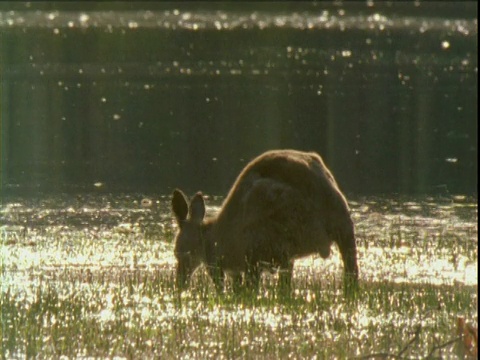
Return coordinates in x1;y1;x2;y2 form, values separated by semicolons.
1;193;477;358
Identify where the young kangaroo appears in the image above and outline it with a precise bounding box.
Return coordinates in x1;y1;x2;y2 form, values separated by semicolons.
172;149;359;293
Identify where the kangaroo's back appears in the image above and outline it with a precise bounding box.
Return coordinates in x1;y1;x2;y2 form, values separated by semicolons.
217;149;350;229
209;150;355;273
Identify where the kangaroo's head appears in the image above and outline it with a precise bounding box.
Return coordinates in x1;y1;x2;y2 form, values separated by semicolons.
171;189;206;291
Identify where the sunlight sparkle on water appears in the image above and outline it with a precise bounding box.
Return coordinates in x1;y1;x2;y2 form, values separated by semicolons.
2;192;477;357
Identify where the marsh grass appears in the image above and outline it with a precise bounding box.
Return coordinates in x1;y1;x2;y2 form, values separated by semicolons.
1;195;477;358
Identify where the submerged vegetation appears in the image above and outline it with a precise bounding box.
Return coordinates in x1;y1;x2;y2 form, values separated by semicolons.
1;194;477;358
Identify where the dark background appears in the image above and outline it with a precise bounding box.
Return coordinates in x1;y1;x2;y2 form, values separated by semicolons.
1;1;477;196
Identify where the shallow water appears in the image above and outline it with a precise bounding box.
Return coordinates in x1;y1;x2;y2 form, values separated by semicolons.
2;194;477;291
1;193;477;358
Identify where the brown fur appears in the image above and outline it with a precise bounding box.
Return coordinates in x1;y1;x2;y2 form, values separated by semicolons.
172;149;359;293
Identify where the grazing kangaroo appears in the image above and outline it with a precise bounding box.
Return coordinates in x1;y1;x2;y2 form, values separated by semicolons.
172;149;359;294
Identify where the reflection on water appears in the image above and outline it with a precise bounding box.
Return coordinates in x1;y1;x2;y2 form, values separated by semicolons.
1;8;476;32
1;194;477;293
1;5;477;195
1;8;476;76
1;193;477;359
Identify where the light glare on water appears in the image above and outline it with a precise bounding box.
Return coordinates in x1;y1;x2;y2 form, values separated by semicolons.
1;195;477;358
0;9;476;34
2;194;477;288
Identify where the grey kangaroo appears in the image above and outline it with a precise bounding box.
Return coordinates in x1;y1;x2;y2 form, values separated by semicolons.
172;149;359;293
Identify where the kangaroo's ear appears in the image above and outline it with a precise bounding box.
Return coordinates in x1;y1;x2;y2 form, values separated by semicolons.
172;189;189;223
189;192;205;223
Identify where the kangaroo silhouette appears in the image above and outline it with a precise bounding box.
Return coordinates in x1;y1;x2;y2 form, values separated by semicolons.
172;149;358;293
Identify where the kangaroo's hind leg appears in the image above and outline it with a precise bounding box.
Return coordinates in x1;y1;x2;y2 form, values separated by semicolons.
277;259;294;296
207;264;226;294
244;262;261;292
310;221;332;259
230;272;243;294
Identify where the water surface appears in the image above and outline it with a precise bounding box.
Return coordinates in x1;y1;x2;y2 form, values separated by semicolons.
1;5;477;194
2;194;477;291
